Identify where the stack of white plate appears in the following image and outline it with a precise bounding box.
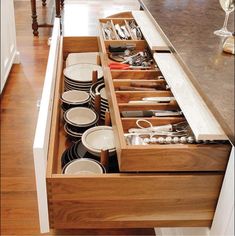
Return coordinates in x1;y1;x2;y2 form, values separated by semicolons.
63;64;103;92
82;126;116;157
64;107;99;139
90;82;109;120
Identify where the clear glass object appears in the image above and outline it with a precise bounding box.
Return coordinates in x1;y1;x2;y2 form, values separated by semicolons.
214;0;235;36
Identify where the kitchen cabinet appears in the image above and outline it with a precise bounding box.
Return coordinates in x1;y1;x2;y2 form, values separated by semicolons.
33;11;232;233
1;0;20;93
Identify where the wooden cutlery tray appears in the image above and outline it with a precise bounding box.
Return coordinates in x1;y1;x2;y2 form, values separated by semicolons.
98;13;231;172
102;66;231;171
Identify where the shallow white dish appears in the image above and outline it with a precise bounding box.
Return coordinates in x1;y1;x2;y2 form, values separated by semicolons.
66;52;99;67
64;64;103;82
61;90;90;104
82;126;116;156
64;158;103;175
64;107;98;127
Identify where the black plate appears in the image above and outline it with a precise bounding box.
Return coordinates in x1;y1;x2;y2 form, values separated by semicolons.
61;148;70;168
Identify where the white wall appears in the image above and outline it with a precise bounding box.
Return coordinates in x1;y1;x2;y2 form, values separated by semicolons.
1;0;20;93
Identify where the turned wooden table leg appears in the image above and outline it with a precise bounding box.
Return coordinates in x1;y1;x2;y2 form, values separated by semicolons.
31;0;39;36
61;0;64;8
55;0;61;18
42;0;47;6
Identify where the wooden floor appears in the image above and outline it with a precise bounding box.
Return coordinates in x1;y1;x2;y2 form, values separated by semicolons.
0;0;155;235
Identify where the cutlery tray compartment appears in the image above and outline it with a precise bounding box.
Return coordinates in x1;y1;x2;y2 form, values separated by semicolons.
99;17;144;41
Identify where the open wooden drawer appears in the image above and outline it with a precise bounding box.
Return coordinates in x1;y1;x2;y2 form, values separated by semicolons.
33;18;231;233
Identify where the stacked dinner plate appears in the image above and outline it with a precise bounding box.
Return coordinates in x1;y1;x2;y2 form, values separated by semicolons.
90;82;109;120
64;107;99;140
63;63;103;92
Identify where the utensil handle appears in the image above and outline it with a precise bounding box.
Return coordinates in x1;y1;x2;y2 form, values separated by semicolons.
154;111;183;117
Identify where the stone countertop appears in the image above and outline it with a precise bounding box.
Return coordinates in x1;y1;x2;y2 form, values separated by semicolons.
139;0;234;144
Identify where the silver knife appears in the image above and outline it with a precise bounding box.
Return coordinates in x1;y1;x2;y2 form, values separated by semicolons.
142;97;176;102
121;110;183;117
128;97;176;104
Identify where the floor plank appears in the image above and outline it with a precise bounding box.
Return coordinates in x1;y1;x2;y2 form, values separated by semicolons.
1;0;155;235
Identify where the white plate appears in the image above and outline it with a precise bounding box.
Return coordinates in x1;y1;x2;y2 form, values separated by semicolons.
64;78;93;86
65;107;97;126
82;126;116;156
61;90;90;104
63;64;103;82
64;85;90;92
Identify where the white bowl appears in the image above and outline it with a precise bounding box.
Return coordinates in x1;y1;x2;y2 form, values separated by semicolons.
63;64;103;82
64;158;103;175
61;90;90;104
65;107;98;127
82;126;116;156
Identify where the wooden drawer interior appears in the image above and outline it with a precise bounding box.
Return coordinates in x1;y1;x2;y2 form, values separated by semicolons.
45;34;231;228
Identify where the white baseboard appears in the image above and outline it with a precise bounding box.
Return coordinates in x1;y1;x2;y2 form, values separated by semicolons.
13;51;20;64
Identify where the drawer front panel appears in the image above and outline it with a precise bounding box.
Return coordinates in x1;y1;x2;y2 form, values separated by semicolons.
33;18;61;233
48;174;223;228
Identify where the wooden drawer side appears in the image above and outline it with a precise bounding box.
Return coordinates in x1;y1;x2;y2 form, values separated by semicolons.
63;36;100;60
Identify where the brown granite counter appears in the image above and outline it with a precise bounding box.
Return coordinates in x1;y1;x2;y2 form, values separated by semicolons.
139;0;234;144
